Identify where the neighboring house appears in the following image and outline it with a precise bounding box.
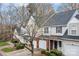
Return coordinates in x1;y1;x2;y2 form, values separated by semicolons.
33;9;79;56
0;24;15;40
14;16;38;44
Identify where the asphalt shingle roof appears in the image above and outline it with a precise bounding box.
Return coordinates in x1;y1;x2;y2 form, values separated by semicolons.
44;9;76;26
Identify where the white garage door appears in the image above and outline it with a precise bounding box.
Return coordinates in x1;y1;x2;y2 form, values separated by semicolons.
33;41;37;48
63;44;79;56
39;40;46;49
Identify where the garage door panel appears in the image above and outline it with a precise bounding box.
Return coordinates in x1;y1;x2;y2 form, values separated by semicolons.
39;40;46;49
63;44;79;56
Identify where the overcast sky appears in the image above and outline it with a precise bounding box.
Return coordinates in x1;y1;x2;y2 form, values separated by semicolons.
0;3;62;24
0;3;61;11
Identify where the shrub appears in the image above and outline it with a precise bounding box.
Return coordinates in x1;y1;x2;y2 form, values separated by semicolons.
45;51;50;56
50;49;63;56
16;43;25;50
45;51;56;56
46;48;49;51
41;49;63;56
41;49;46;54
49;53;56;56
11;39;19;43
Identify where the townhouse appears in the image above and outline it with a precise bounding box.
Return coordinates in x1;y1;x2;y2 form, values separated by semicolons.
14;9;79;56
33;9;79;56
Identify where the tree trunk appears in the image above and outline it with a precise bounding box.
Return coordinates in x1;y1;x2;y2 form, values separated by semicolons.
30;40;34;56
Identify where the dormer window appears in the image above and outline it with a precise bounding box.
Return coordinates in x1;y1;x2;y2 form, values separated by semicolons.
75;14;79;19
56;26;62;33
71;30;76;35
68;23;77;36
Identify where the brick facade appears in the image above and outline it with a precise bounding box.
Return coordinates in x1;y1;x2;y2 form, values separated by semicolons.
36;38;39;48
46;39;49;50
34;38;54;50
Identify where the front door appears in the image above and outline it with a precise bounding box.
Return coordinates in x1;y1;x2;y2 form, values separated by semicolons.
54;41;57;49
53;41;62;50
50;40;53;50
39;40;46;49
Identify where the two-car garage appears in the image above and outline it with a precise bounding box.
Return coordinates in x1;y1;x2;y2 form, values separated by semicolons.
62;41;79;56
63;44;79;56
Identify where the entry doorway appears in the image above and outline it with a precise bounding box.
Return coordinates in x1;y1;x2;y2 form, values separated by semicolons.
53;41;62;49
54;41;57;49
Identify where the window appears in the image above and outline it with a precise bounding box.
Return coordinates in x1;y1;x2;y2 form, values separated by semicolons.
71;30;76;35
44;27;49;33
56;26;62;33
75;14;79;19
59;41;62;47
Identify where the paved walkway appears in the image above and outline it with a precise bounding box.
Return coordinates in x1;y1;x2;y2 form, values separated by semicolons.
0;42;32;56
5;48;32;56
0;42;14;50
0;42;14;56
0;42;44;56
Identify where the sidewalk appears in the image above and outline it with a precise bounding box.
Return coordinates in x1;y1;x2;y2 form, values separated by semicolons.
0;42;14;56
5;48;31;56
0;42;14;50
0;42;44;56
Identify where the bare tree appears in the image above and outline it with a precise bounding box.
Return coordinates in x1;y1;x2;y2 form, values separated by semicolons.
17;3;55;55
56;3;79;12
2;3;55;55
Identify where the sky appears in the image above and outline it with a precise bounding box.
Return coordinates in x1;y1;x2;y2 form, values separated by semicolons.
52;3;61;11
0;3;62;24
0;3;61;11
0;3;29;11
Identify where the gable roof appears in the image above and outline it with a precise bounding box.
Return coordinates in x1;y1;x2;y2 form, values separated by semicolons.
75;14;79;19
44;9;76;26
62;29;79;39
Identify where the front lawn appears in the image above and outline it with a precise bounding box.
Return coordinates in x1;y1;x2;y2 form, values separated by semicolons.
0;41;9;46
1;47;15;52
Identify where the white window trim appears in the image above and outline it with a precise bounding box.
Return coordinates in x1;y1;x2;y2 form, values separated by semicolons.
56;26;62;33
44;27;49;34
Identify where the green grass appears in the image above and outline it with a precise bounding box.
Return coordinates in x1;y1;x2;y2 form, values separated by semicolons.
1;47;14;52
0;41;9;46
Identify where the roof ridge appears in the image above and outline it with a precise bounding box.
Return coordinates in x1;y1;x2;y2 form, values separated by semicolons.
55;9;76;14
44;9;76;26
